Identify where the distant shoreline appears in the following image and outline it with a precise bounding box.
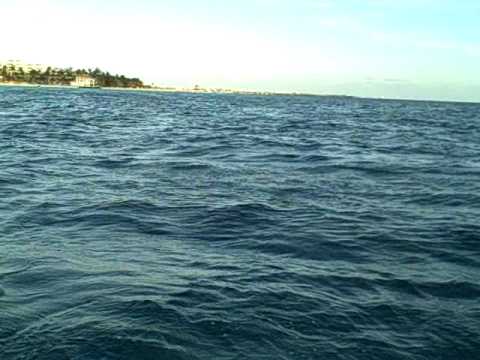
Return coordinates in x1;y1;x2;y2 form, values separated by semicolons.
2;82;476;104
0;82;353;98
0;81;282;95
0;82;71;89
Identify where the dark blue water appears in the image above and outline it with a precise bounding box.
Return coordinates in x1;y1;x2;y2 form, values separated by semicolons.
1;87;479;360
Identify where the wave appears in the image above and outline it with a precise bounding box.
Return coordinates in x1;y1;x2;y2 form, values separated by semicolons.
1;89;479;359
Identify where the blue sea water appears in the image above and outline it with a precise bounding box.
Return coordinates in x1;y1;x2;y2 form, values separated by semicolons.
0;87;479;360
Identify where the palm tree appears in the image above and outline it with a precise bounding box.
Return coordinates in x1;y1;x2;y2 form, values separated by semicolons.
29;69;39;83
1;66;7;81
17;67;25;82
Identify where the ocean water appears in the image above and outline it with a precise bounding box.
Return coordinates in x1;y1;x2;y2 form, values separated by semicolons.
0;87;479;360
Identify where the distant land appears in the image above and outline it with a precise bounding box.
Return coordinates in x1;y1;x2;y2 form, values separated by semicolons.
0;59;358;97
0;60;143;88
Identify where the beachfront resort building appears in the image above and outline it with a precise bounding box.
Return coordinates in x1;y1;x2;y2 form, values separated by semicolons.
71;75;97;88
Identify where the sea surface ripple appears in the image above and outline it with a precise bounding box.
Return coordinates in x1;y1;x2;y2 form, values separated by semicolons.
1;88;479;360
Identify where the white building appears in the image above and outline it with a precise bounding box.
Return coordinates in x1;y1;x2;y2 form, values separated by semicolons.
71;75;97;87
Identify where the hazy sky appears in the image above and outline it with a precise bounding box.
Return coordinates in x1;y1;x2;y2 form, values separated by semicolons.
1;0;479;101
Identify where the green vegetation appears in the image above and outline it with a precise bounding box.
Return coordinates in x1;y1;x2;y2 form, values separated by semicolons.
0;65;144;88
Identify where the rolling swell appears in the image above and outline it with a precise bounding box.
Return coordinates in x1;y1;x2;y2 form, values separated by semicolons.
0;88;479;359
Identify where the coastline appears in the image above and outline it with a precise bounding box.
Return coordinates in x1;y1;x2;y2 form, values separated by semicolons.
0;82;286;96
0;81;364;100
0;82;71;89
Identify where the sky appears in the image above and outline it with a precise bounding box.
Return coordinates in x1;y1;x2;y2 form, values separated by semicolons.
0;0;479;101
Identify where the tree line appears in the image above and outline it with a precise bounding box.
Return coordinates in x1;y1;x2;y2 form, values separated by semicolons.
0;65;144;88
